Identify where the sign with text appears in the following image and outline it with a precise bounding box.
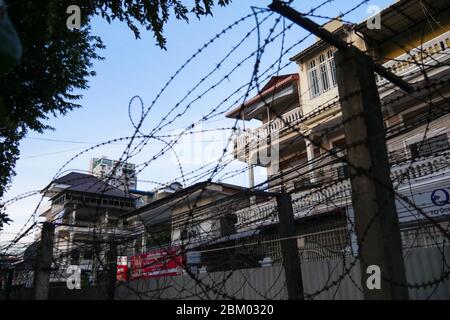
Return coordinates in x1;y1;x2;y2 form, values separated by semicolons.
397;183;450;223
130;247;184;280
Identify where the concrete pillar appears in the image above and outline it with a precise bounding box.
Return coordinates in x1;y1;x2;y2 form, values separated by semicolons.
55;232;62;262
107;242;117;300
276;193;304;300
248;163;255;188
306;138;316;183
335;48;408;299
67;232;74;265
71;204;77;225
248;163;256;205
91;248;97;286
5;269;13;300
141;234;146;254
104;210;109;225
32;222;55;300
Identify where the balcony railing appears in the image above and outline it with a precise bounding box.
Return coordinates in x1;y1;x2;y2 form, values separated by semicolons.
234;107;305;155
235;150;450;230
55;220;128;236
376;31;450;88
232;33;450;161
390;150;450;182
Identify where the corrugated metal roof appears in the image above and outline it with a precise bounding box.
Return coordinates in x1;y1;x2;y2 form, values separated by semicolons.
356;0;450;45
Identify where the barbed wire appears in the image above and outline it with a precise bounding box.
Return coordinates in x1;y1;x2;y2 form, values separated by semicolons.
2;0;450;301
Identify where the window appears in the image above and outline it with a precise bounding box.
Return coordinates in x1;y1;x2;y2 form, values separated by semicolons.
319;54;330;91
181;219;202;241
134;236;143;253
327;50;337;86
102;159;112;166
219;214;237;236
307;49;337;99
294;179;313;190
83;250;93;260
308;60;320;97
336;165;350;180
123;169;131;175
70;249;80;264
332;138;346;152
409;133;449;158
402;105;446;129
331;138;349;180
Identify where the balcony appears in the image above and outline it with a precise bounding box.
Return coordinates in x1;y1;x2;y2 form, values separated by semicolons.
234;107;307;160
377;31;450;96
55;220;130;238
235;150;450;230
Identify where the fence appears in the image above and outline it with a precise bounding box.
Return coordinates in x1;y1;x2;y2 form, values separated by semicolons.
3;246;446;300
2;0;450;301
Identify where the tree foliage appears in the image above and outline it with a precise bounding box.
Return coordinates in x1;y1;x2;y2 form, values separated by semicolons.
0;0;231;229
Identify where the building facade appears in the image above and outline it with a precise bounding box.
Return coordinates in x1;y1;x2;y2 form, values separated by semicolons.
227;0;450;260
40;172;136;284
118;181;270;275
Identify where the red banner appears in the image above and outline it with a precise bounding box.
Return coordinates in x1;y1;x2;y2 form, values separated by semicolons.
130;247;184;279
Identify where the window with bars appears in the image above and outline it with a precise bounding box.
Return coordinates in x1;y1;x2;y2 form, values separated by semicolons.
336;165;350;180
307;49;337;99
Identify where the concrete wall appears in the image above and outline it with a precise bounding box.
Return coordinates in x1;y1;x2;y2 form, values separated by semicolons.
115;246;450;300
2;247;448;300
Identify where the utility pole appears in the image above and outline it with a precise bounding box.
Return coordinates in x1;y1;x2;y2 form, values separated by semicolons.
106;241;117;300
32;222;55;300
276;193;304;300
269;1;410;299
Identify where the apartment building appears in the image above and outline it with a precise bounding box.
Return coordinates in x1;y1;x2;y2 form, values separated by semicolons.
227;0;450;259
39;172;137;283
90;156;137;191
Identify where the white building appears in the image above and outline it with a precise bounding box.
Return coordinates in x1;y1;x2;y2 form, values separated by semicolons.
90;156;137;191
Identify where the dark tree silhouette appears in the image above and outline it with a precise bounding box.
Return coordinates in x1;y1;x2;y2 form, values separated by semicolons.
0;0;231;229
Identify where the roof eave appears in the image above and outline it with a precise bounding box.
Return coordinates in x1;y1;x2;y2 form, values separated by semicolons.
225;74;299;119
289;26;347;63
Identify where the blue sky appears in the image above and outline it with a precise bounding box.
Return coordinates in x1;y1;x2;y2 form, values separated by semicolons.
1;0;393;246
